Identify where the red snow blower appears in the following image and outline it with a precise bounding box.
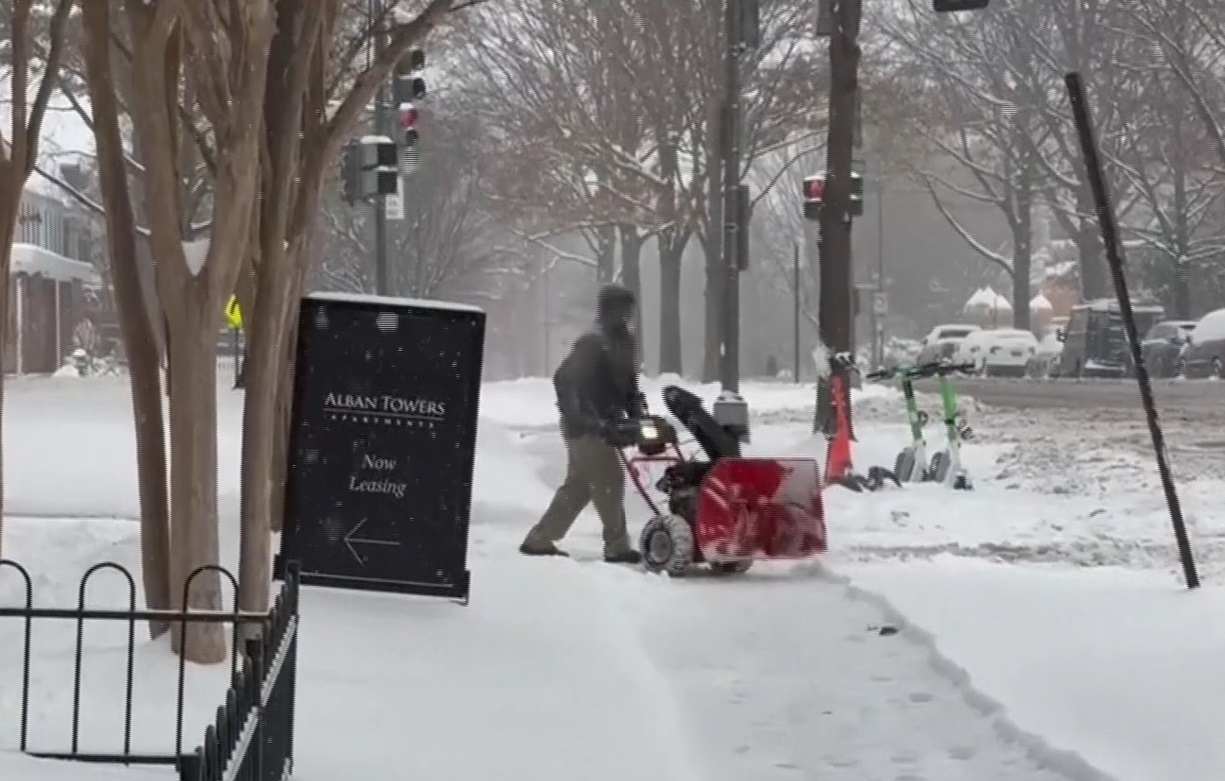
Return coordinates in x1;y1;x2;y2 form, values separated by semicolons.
615;385;827;577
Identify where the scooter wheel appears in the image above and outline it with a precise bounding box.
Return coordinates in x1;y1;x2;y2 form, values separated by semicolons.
929;451;950;484
895;448;916;482
640;514;695;577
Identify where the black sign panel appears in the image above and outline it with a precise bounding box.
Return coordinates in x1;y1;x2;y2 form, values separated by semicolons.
275;292;485;603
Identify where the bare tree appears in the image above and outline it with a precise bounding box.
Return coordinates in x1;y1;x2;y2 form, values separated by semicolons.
0;0;73;557
93;1;278;664
80;1;175;639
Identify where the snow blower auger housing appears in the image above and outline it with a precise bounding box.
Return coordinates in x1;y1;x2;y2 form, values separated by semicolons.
621;386;828;577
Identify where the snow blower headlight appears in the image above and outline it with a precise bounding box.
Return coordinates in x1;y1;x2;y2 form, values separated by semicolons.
637;419;669;456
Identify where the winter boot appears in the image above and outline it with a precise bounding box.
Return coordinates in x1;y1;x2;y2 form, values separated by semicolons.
604;549;643;565
519;541;569;557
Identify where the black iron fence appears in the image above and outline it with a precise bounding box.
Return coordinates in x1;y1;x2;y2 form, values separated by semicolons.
0;558;301;781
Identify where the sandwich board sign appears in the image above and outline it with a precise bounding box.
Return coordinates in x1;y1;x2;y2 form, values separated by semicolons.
275;292;485;603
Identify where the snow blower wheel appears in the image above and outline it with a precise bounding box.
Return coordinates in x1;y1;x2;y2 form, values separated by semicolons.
640;514;695;577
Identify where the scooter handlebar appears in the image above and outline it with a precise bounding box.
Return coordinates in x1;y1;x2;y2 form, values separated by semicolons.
907;360;978;379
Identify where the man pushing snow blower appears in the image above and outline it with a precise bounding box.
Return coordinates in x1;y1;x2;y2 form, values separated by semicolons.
519;284;645;564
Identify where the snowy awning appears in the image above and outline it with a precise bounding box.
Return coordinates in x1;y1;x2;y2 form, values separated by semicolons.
11;242;99;284
1030;293;1053;310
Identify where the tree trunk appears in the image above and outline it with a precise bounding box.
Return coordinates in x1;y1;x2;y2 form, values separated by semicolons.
657;238;684;375
238;246;301;617
166;300;227;664
1012;163;1033;332
83;3;173;634
1074;186;1109;300
0;204;13;555
268;333;296;535
595;225;616;284
618;225;644;352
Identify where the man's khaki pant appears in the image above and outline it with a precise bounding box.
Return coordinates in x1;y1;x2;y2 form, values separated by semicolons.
524;435;633;555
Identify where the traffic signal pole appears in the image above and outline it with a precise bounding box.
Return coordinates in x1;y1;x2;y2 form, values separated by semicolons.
813;0;862;435
371;0;390;295
718;0;744;395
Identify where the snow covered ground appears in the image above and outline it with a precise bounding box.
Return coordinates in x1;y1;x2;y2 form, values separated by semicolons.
1;372;1223;779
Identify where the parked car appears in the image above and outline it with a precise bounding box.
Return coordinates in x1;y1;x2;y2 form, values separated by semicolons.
915;324;980;366
1055;298;1165;378
1140;320;1196;378
1026;332;1064;378
954;328;1039;377
1180;309;1225;378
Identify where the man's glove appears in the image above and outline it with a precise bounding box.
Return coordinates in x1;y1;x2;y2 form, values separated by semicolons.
628;391;648;418
601;418;640;448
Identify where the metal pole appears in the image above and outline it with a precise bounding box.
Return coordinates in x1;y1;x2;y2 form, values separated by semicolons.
719;0;743;394
372;0;389;295
873;174;885;366
543;260;551;371
793;240;800;382
1066;71;1198;590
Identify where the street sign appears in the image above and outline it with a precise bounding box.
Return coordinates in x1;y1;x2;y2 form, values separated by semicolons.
275;292;486;603
384;190;404;220
225;295;242;329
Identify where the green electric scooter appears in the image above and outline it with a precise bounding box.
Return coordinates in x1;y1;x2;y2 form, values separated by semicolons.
865;364;931;482
867;360;975;489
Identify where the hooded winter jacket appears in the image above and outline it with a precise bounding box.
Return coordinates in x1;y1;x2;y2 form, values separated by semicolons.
552;284;643;438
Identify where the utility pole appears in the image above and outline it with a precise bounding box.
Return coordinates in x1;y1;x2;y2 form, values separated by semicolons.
371;0;390;295
793;240;801;383
714;0;757;441
813;0;862;435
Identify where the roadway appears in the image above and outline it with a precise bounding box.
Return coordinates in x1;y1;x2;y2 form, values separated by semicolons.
907;377;1225;412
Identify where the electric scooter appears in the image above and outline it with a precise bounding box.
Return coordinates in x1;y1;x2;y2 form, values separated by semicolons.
866;360;975;489
865;363;931;482
925;361;975;490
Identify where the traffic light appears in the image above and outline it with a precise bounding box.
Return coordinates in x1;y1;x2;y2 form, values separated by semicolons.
398;102;420;176
934;0;989;11
393;48;425;103
392;47;424;177
802;175;824;221
340;135;398;203
802;172;864;219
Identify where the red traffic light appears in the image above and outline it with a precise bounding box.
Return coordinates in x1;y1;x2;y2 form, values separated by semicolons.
399;103;419;130
803;175;825;202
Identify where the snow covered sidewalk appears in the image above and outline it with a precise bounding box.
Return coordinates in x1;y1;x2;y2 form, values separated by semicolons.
597;561;1073;781
289;543;701;781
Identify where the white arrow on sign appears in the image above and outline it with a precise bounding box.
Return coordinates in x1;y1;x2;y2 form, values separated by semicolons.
344;518;400;564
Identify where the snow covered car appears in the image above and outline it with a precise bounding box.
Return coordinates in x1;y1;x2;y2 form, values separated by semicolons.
915;324;980;366
1181;308;1225;378
953;328;1038;377
1025;332;1064;378
1140;320;1196;378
